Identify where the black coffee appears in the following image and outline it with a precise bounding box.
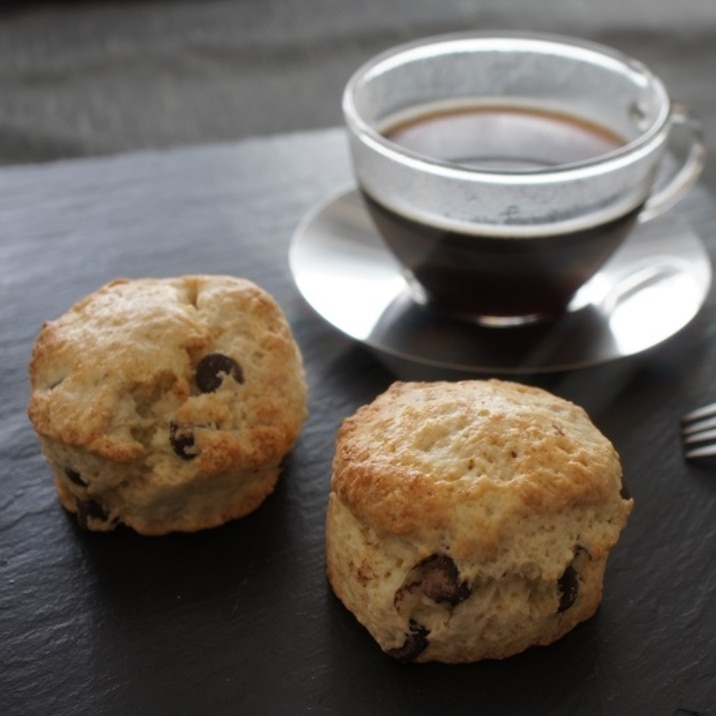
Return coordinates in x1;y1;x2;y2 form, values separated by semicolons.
366;105;637;320
383;105;624;170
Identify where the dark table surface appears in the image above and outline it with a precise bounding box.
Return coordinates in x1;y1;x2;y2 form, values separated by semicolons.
3;127;716;715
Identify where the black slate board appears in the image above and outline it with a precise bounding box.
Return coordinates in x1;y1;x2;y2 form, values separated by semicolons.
3;129;716;716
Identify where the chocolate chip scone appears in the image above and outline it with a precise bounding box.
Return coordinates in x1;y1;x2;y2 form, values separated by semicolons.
28;275;308;535
326;379;632;663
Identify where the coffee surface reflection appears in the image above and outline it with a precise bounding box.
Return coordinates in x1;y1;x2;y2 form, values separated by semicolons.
383;104;625;170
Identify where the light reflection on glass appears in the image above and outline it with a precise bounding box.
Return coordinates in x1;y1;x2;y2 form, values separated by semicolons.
296;269;405;340
608;262;703;354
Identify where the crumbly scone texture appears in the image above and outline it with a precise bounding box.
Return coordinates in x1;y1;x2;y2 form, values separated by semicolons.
28;275;308;535
326;379;632;663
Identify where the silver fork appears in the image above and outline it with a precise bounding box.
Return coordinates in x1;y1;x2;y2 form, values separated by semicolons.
682;401;716;461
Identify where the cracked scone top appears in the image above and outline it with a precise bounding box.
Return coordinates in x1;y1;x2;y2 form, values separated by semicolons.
28;275;308;535
326;379;632;663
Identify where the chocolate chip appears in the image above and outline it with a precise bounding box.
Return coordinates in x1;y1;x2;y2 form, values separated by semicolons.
413;554;471;606
75;499;108;529
557;564;579;613
169;420;197;460
195;353;244;393
386;620;430;662
64;466;87;487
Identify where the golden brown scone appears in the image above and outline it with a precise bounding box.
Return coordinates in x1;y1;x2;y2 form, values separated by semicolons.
326;379;632;663
28;275;308;535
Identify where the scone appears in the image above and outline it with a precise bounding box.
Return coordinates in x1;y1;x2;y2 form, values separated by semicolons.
326;379;632;663
28;275;308;535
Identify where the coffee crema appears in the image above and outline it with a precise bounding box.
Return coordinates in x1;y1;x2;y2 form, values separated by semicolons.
366;104;638;320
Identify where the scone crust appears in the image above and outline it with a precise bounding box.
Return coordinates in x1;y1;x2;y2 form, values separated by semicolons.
327;379;632;663
28;275;308;534
332;380;627;565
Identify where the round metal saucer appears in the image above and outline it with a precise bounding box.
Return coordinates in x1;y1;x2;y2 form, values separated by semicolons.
289;188;712;374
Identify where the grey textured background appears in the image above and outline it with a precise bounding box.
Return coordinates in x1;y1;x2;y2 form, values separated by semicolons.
1;0;715;190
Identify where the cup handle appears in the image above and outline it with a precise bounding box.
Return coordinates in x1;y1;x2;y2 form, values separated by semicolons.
639;105;706;222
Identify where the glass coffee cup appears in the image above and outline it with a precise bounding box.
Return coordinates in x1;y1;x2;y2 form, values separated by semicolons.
343;32;706;325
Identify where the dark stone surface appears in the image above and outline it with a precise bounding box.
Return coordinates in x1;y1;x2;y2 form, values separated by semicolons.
2;129;716;715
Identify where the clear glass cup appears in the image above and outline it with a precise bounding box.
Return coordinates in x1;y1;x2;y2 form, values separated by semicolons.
343;32;706;324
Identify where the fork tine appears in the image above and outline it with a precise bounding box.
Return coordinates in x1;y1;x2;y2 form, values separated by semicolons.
682;415;716;435
684;427;716;445
682;401;716;464
682;400;716;423
684;442;716;461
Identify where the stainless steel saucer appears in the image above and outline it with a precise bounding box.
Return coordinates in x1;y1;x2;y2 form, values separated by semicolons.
289;188;712;374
